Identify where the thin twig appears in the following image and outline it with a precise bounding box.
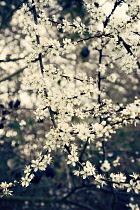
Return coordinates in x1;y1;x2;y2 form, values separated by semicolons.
0;66;27;83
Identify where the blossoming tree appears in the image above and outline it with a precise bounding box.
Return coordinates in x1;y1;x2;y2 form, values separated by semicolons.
0;0;140;209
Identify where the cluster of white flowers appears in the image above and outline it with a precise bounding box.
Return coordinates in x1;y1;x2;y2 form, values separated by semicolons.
94;174;107;187
128;202;140;210
83;1;105;23
38;11;52;27
126;179;140;194
74;123;91;141
0;182;13;196
1;0;140;198
24;71;45;90
21;173;34;187
120;54;138;74
19;0;140;197
74;161;96;179
67;144;79;166
73;18;86;35
43;125;74;152
43;64;62;80
31;154;52;171
109;17;130;35
90;99;140;129
60;19;71;33
81;161;96;179
38;78;98;121
110;172;126;188
121;98;140;120
21;5;38;36
126;3;140;19
21;154;52;187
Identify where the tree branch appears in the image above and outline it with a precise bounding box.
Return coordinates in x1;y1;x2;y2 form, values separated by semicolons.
0;66;27;83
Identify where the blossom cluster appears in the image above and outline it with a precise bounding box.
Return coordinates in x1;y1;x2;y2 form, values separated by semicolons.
0;182;13;196
74;161;96;179
83;1;105;23
21;153;52;187
20;0;140;192
1;0;140;201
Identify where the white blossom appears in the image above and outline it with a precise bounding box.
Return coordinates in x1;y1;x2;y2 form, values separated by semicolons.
80;161;96;179
100;160;111;172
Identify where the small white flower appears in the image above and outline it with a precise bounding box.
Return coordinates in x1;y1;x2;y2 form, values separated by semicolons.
24;165;32;174
100;160;111;172
95;174;107;187
130;172;139;180
80;161;96;179
126;180;140;194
